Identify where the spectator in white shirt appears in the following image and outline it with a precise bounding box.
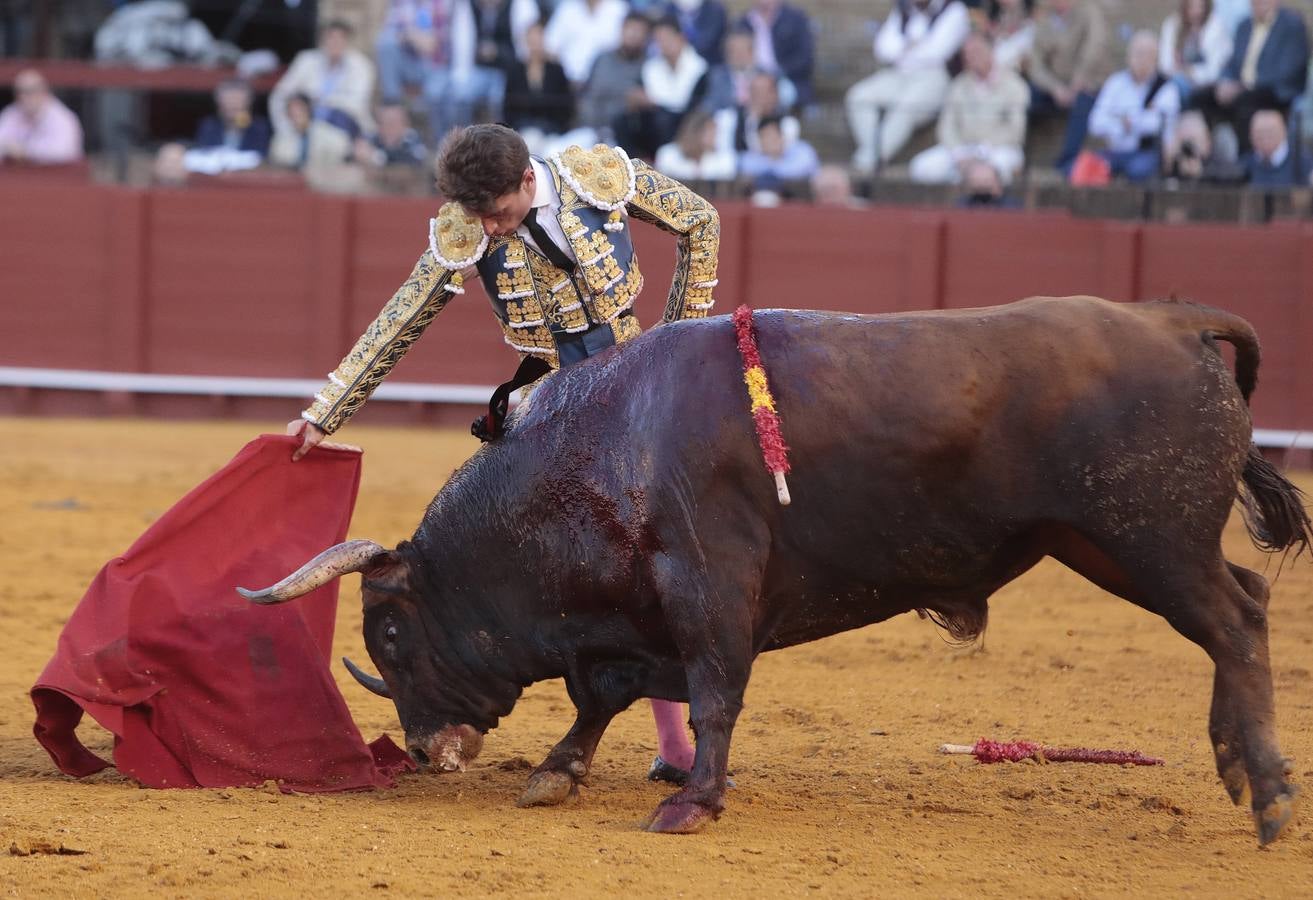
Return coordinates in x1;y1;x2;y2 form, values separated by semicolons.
909;31;1029;183
1089;30;1182;182
270;20;376;154
615;15;709;157
544;0;629;86
1159;0;1233;100
845;0;971;173
655;109;737;180
981;0;1035;72
713;69;800;155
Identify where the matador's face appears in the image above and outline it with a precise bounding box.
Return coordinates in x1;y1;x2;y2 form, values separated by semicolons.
478;168;536;238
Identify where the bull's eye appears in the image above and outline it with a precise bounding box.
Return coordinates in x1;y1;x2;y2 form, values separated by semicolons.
384;623;399;643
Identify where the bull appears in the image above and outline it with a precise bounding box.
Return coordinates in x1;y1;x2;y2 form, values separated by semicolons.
240;297;1310;842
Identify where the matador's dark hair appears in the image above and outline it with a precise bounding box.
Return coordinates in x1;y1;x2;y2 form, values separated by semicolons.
436;124;530;214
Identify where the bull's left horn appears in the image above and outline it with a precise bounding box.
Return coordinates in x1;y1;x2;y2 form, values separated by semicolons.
343;657;392;699
237;539;387;604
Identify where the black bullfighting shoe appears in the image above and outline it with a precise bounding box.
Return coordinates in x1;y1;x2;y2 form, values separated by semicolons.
646;756;735;787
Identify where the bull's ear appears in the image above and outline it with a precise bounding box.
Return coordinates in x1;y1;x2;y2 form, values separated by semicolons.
238;539;390;604
358;548;415;603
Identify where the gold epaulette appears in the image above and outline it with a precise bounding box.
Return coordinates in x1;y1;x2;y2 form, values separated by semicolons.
428;201;489;295
551;144;637;212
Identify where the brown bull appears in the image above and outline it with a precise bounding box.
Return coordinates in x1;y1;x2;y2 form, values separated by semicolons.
241;296;1310;842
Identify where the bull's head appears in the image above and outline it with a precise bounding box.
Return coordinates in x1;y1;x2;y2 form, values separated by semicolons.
237;540;484;772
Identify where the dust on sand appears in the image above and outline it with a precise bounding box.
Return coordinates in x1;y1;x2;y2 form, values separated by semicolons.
1;418;1311;898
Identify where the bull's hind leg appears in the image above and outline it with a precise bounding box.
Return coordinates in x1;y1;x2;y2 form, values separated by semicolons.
1119;554;1295;844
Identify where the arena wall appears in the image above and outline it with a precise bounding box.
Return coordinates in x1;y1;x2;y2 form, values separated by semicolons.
1;179;1310;439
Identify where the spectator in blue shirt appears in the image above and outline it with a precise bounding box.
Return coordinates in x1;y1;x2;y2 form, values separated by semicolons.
1190;0;1310;155
1244;107;1311;184
194;79;271;157
738;114;819;190
736;0;814;106
663;0;729;66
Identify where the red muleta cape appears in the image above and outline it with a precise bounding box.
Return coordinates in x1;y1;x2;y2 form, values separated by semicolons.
31;434;412;792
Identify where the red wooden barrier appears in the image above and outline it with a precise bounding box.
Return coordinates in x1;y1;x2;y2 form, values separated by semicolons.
0;180;1309;434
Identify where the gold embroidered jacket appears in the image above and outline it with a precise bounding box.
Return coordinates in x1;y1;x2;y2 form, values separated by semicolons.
302;144;720;434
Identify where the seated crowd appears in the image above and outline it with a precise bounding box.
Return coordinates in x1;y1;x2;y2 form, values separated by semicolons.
4;0;1313;203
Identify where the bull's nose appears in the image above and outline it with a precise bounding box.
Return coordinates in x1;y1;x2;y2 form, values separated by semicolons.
408;746;430;767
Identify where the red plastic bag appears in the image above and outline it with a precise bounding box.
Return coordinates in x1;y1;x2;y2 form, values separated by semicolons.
31;434;412;792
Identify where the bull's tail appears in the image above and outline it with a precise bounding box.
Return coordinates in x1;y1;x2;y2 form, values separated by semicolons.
1239;447;1311;557
1157;300;1312;556
1159;299;1262;403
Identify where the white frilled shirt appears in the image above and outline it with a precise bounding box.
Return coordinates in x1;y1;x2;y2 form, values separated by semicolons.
515;157;579;266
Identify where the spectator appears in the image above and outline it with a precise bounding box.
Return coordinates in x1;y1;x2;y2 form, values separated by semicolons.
845;0;971;174
576;13;652;144
737;0;815;106
153;141;188;187
354;102;429;168
1244;108;1311;184
1193;0;1310;156
738;114;819;190
0;68;84;164
1215;0;1254;31
375;1;445;106
703;26;769;113
811;164;869;208
663;0;729;66
1163;108;1246;181
270;92;317;169
1028;0;1111;172
194;79;271;156
503;22;575;152
1088;31;1181;183
655;109;737;179
982;0;1036;71
270;20;375;160
544;0;629;86
1159;0;1234;99
376;0;537;144
448;0;541;135
470;0;541;74
956;156;1020;206
909;31;1029;184
714;70;801;155
615;15;709;158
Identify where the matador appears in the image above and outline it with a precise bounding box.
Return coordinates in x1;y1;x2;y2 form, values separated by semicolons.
288;123;720;785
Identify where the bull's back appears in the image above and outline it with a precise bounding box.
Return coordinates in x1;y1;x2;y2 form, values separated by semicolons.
519;297;1252;593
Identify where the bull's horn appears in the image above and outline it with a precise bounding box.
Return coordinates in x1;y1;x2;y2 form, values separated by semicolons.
237;540;387;605
343;657;392;699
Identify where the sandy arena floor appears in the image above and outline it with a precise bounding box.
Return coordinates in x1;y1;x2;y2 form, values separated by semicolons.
1;417;1310;898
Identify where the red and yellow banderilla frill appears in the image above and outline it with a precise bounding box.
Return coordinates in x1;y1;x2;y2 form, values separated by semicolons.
732;305;791;506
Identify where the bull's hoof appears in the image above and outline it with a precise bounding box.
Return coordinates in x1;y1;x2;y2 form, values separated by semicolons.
1220;758;1251;807
516;770;577;808
643;800;716;834
1254;787;1299;846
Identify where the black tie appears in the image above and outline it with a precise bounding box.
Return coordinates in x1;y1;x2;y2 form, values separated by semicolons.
522;207;576;274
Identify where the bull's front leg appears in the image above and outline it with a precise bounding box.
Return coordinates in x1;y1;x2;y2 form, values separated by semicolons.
516;659;646;808
644;559;755;834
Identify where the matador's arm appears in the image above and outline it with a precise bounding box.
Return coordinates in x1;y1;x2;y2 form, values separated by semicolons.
301;205;487;434
623;159;720;323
